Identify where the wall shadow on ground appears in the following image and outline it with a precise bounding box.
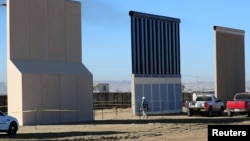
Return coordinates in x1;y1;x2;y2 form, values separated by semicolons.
0;131;127;140
90;114;250;125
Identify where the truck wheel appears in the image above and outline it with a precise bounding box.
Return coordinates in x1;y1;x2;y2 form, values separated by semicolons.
187;109;193;116
227;111;234;117
207;107;212;117
198;112;204;116
219;107;224;116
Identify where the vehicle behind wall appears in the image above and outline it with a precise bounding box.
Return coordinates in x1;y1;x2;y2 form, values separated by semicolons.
226;92;250;117
0;111;19;135
185;94;225;117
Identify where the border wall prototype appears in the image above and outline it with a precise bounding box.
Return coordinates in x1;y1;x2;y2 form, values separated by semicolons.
7;0;93;125
129;11;182;115
214;26;245;104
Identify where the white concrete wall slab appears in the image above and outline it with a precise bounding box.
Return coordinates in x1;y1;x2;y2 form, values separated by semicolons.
47;0;66;62
7;0;93;125
65;1;81;62
8;0;29;60
29;0;48;61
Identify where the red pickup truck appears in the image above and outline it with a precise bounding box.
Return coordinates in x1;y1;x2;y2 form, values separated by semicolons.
226;92;250;117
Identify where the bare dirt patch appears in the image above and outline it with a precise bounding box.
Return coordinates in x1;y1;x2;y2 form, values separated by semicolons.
1;108;250;141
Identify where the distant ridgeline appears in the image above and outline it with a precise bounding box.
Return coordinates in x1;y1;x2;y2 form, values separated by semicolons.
94;80;131;92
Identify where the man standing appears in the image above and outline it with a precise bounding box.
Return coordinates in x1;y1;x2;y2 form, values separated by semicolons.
140;97;148;119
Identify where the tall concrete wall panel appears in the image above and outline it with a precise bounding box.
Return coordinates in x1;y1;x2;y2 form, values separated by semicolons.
8;0;81;62
29;0;48;61
7;0;93;125
214;26;245;104
47;0;66;62
131;76;182;115
8;0;29;60
22;74;42;125
21;73;92;125
66;1;82;62
40;75;60;124
77;74;93;120
60;75;77;122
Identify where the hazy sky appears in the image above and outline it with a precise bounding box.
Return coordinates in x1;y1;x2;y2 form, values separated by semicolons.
0;0;250;83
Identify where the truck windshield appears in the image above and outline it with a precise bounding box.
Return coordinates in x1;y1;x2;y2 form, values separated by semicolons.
196;96;212;101
235;94;250;100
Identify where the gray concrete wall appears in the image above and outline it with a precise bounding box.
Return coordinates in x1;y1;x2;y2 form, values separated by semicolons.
131;75;182;116
7;0;93;125
214;26;245;104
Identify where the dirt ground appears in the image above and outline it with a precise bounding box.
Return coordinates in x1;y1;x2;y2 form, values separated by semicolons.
1;108;250;141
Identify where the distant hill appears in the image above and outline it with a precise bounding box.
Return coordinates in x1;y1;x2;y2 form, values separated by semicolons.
94;80;131;92
1;80;249;94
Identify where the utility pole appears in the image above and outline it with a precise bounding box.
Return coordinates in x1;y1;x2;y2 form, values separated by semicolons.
196;73;200;92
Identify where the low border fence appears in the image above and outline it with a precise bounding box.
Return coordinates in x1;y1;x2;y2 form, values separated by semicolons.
93;92;131;109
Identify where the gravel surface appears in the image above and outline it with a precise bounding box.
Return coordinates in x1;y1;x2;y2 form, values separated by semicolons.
1;108;250;141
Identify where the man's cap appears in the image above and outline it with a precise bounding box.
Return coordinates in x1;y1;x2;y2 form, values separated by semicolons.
142;96;146;99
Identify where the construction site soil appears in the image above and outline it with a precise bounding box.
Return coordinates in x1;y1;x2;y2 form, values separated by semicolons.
1;108;250;141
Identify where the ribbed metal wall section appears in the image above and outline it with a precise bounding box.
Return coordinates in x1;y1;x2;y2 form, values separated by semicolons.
129;11;181;77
